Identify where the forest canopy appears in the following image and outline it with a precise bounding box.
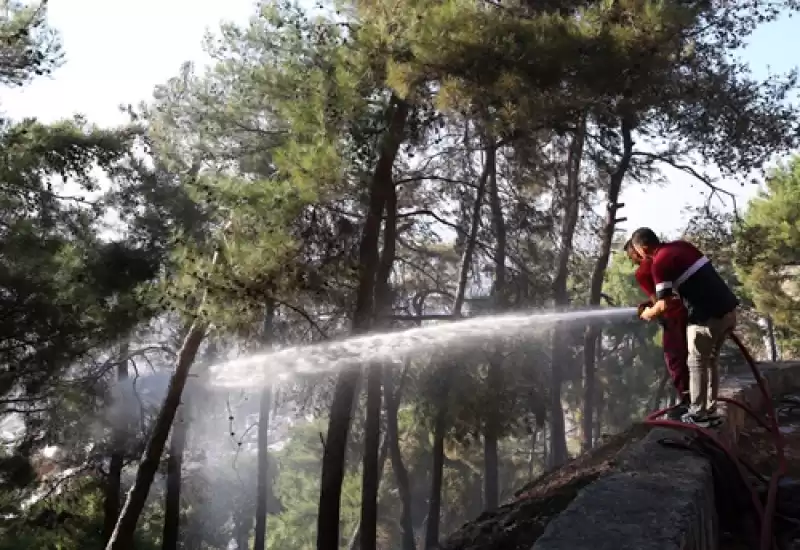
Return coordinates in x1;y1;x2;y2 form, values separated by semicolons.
1;1;799;550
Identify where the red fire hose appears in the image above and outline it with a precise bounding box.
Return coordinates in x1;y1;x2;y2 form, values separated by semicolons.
644;333;786;550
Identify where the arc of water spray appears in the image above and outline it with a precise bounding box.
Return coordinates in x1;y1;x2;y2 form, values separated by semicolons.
208;306;638;389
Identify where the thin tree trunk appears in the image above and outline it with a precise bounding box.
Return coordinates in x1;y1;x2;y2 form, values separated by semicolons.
580;330;599;453
104;435;125;543
425;406;447;550
542;422;548;465
766;316;778;361
650;372;670;411
549;120;586;467
162;404;187;550
548;330;569;469
103;348;129;544
235;514;252;550
425;140;490;549
385;366;416;550
484;140;503;511
318;375;359;550
347;361;410;550
582;116;633;453
360;363;382;550
162;339;218;550
105;322;207;550
528;428;538;478
347;437;390;550
359;159;399;550
106;243;221;550
317;96;408;550
254;301;276;550
103;432;125;542
593;358;603;447
253;385;272;550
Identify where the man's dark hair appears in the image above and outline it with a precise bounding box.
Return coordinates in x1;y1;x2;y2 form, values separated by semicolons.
630;227;661;248
623;239;633;252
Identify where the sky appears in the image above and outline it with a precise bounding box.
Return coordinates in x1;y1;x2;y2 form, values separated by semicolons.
1;1;798;237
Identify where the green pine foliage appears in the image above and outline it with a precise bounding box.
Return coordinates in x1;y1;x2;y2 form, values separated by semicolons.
2;0;800;548
736;157;800;354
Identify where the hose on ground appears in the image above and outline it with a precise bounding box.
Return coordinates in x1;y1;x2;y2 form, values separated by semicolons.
644;332;786;550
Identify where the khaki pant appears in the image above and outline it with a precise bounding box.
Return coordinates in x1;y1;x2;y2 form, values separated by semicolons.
686;310;737;415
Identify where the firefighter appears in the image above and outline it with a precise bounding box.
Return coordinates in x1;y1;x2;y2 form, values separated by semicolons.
624;239;690;420
631;227;738;427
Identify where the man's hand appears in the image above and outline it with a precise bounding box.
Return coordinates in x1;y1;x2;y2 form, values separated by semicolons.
640;306;657;322
637;301;651;317
640;298;668;321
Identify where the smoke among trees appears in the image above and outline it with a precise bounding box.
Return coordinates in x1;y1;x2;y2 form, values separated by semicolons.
1;1;800;549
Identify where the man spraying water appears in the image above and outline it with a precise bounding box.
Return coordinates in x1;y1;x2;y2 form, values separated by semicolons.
624;239;690;420
631;227;739;427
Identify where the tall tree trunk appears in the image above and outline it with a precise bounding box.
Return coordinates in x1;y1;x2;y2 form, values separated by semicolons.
253;385;272;550
385;366;416;550
358;155;399;550
162;340;217;550
317;96;408;550
162;405;187;550
103;348;129;544
549;120;586;467
360;363;383;550
347;437;390;550
254;300;276;550
582;116;633;453
425;141;490;550
484;140;503;511
106;323;207;550
106;244;221;550
425;406;447;550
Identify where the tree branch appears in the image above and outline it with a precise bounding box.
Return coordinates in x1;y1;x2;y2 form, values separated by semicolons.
631;150;739;213
395;209;461;232
275;299;330;340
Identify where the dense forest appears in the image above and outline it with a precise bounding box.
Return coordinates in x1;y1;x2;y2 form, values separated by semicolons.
2;1;800;549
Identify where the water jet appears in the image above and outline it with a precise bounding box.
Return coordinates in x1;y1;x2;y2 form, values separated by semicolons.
208;306;638;389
